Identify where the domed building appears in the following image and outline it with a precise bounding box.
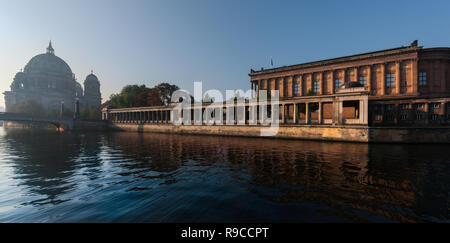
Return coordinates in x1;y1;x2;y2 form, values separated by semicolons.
3;42;102;113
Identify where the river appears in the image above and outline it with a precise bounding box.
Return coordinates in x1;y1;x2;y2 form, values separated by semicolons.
0;127;448;222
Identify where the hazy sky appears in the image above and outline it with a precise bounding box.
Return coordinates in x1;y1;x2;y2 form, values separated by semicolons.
1;0;450;107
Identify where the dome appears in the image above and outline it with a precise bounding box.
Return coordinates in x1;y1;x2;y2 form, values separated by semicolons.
85;73;99;82
23;42;73;78
14;72;26;80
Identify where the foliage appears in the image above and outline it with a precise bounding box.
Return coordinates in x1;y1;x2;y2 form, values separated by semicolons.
154;83;180;105
107;83;179;108
8;99;46;117
80;106;101;120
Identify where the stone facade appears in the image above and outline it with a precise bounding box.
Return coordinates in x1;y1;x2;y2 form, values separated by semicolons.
102;41;450;143
249;41;450;126
3;42;102;112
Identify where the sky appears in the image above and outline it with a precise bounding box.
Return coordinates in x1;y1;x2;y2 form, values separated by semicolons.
1;0;450;108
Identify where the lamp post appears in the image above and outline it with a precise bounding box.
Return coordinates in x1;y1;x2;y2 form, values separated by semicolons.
74;98;80;120
60;101;65;119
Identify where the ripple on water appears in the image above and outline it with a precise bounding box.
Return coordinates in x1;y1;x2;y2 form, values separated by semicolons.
0;128;449;222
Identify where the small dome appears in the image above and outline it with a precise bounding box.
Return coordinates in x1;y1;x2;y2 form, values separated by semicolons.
14;72;26;80
86;73;98;81
84;71;100;85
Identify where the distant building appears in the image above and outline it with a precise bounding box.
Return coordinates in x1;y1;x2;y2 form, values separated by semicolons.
249;41;450;126
3;42;102;112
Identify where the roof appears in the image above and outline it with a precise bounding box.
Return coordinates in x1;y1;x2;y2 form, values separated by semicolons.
249;45;423;76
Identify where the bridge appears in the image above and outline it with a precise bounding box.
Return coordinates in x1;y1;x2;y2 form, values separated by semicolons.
0;112;74;130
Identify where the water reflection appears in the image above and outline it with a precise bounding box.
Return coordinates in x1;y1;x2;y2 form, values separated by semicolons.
0;128;448;222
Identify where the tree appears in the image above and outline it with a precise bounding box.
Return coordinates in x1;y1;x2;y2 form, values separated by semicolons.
109;85;151;108
146;88;165;106
8;99;46;117
80;106;101;120
106;83;180;108
154;83;179;105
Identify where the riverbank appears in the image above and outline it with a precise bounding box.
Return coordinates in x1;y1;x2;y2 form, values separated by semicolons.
109;123;450;143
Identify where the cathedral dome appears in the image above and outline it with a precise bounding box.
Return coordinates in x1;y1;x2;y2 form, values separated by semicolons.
23;42;73;78
85;73;99;83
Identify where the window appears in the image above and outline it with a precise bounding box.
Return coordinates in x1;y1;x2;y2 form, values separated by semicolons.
386;73;395;87
415;103;424;109
419;72;427;86
416;114;423;120
386;114;394;121
294;83;300;95
386;104;395;111
400;104;408;110
313;81;320;93
334;79;342;90
400;114;407;121
432;114;439;121
432;103;440;109
359;76;367;86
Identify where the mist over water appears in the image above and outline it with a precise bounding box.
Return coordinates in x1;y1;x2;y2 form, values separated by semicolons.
0;127;448;223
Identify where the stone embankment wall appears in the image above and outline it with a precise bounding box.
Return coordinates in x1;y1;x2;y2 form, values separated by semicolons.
109;123;450;143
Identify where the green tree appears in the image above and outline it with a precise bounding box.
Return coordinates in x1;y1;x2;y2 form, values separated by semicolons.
79;106;101;120
8;99;46;117
107;83;180;108
154;83;180;105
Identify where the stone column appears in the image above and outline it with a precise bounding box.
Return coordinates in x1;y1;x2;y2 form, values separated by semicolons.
258;80;261;98
330;71;335;94
444;102;448;124
441;60;447;93
319;72;324;95
367;66;372;93
281;104;285;124
343;69;347;85
279;78;284;98
411;59;418;94
381;64;386;95
298;75;303;96
395;62;401;94
359;98;368;125
318;102;323;124
293;103;298;124
305;103;310;124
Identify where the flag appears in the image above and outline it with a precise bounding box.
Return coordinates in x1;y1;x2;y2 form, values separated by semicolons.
270;57;273;67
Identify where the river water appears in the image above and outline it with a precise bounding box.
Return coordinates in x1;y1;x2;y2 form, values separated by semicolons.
0;127;448;222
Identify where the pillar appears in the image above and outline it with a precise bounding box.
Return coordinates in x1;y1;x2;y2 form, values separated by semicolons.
258;80;261;98
395;62;401;94
319;72;324;95
286;76;293;97
293;103;298;124
305;103;310;124
279;78;284;98
298;75;303;96
411;59;418;94
343;69;347;85
251;82;254;98
318;102;323;124
367;66;372;93
330;71;335;94
441;60;447;92
381;63;386;95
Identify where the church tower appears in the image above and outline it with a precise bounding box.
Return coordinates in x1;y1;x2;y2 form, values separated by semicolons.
82;71;102;108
